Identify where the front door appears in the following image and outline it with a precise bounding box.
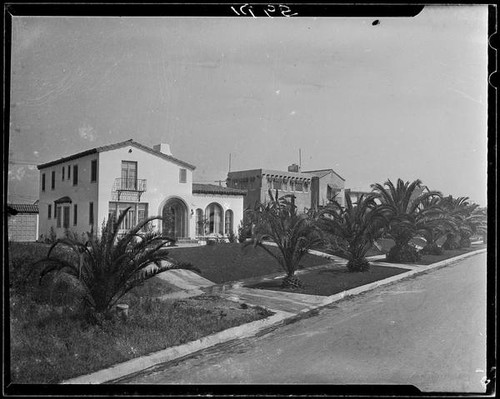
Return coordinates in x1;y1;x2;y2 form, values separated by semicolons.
162;198;188;239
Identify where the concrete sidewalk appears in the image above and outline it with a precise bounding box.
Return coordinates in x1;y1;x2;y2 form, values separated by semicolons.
61;247;487;384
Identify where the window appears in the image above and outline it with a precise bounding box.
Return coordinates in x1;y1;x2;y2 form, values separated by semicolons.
283;180;288;192
225;210;234;235
73;204;78;226
89;202;94;226
48;204;52;220
56;206;61;227
51;171;56;190
42;173;46;191
289;180;294;191
273;179;282;190
54;202;57;218
121;161;137;189
137;203;148;225
73;165;78;186
62;167;65;181
108;202;149;231
63;206;70;229
295;181;303;192
91;160;97;182
68;165;71;180
205;203;223;235
179;168;187;183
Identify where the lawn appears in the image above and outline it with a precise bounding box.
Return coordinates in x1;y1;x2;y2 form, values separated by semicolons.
248;264;408;296
167;242;330;284
413;244;487;265
7;241;273;384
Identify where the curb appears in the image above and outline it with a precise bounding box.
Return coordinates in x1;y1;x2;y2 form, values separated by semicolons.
61;311;293;384
61;248;486;384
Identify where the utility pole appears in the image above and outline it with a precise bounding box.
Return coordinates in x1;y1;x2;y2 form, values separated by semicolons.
299;148;302;171
228;153;232;173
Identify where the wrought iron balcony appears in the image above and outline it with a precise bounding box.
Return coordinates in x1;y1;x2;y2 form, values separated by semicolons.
113;178;147;201
114;178;147;192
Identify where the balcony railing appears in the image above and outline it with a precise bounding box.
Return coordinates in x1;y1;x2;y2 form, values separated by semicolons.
114;178;147;192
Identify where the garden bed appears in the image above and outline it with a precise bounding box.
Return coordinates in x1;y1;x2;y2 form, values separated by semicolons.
8;242;273;384
9;288;272;384
374;244;487;265
248;264;408;296
167;243;329;284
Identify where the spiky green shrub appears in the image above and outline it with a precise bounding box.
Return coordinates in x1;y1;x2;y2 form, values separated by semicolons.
32;207;198;323
371;178;441;263
245;190;324;289
319;193;386;272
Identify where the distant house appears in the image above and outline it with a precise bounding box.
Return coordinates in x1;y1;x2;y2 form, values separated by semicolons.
7;203;39;242
226;163;346;213
301;168;346;207
37;139;245;242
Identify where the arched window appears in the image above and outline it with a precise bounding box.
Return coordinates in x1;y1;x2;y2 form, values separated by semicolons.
205;203;223;235
195;208;204;236
225;210;234;235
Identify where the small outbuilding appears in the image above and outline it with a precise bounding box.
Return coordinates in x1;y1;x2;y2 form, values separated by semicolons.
7;203;39;242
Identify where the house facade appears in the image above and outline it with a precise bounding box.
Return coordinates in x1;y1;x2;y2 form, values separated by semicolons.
37;140;245;241
226;163;346;213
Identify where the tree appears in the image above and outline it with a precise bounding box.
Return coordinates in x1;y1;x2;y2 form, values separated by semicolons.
319;192;387;272
33;207;197;323
246;190;324;289
371;178;441;263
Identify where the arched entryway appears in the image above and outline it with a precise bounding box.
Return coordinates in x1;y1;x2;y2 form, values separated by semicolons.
162;198;188;239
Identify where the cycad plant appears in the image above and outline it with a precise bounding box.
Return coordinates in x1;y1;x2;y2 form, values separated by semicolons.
246;190;324;289
319;193;387;272
415;196;455;255
371;178;442;263
33;207;196;323
440;196;487;249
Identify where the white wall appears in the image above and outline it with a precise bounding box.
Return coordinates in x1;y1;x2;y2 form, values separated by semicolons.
38;153;99;240
191;194;244;238
97;145;195;235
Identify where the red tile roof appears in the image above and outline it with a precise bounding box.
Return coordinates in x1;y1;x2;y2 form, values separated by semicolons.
37;139;196;170
7;203;39;214
192;183;246;196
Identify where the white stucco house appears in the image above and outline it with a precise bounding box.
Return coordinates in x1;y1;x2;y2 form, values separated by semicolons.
37;139;245;242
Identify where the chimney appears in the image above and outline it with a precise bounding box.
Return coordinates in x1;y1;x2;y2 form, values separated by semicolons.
288;163;300;173
153;143;172;156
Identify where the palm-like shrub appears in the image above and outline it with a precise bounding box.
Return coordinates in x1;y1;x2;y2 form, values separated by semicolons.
246;190;324;289
33;208;196;322
440;196;486;249
371;178;441;263
415;196;456;255
319;193;387;272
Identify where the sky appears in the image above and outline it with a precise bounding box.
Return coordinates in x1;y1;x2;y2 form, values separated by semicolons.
7;5;489;206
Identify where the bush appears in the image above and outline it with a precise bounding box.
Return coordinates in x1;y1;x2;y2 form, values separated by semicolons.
420;243;444;256
237;222;251;243
386;244;421;263
227;230;237;243
346;258;370;272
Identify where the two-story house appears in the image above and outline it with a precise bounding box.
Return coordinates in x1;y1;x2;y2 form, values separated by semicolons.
37;139;245;241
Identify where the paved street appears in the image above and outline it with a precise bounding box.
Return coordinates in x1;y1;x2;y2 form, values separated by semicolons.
123;253;487;393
